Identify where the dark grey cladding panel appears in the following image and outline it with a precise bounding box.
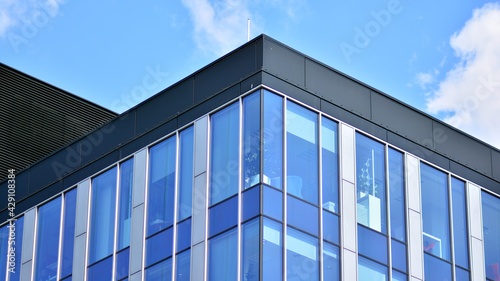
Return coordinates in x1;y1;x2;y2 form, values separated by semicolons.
262;39;305;88
432;121;492;177
194;43;258;103
371;92;434;148
493;150;500;180
387;132;451;170
136;78;194;135
320;100;387;142
262;73;320;110
450;161;500;195
305;59;371;118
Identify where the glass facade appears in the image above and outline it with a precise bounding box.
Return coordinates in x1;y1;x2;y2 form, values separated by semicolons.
0;86;499;281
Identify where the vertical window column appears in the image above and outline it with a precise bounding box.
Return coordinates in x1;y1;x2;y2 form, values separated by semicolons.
467;182;486;281
73;179;91;281
20;208;36;281
405;155;423;281
339;124;357;281
481;190;500;281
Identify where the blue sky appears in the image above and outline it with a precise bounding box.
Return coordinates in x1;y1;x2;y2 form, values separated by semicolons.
1;0;500;148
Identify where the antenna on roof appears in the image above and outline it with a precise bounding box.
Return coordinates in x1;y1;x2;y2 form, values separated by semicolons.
247;18;250;42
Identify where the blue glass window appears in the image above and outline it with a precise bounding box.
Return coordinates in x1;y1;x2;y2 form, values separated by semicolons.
89;167;117;264
146;258;172;281
118;159;133;250
321;117;339;214
176;250;190;281
263;90;283;189
177;218;191;253
9;216;23;281
61;189;77;279
34;197;62;281
451;177;469;269
323;242;340;281
242;186;260;222
356;133;387;233
358;256;388;281
286;227;319;281
455;266;470;281
148;137;176;235
424;253;452;281
391;239;407;272
242;219;259;281
263;219;282;280
0;225;7;280
323;210;340;245
287;195;319;236
392;270;407;281
358;224;388;264
421;164;450;261
116;248;130;280
208;229;237;281
209;196;238;237
286;101;319;204
87;256;112;281
243;91;261;189
210;102;239;205
178;126;194;221
263;186;282;221
146;227;173;267
482;191;500;281
389;148;405;242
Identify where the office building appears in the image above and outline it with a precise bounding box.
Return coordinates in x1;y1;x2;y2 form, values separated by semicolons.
1;35;499;281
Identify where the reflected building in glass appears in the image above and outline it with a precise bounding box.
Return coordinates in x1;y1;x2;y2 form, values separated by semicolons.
1;35;500;281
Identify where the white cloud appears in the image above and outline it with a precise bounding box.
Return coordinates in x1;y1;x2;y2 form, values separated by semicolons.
426;2;500;149
0;0;63;38
181;0;254;56
415;72;434;90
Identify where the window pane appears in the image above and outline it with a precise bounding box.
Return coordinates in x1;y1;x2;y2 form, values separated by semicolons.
263;90;283;189
34;197;62;281
87;256;112;281
118;159;133;250
176;250;190;281
323;242;340;281
358;224;388;264
208;229;237;281
177;218;191;253
210;102;240;205
61;189;77;278
358;256;388;281
209;196;238;237
286;227;319;281
356;134;386;233
482;191;500;281
455;266;470;281
286;101;319;204
178;126;194;221
263;186;282;221
243;91;261;189
392;239;407;272
146;228;173;267
242;186;260;222
242;219;259;281
424;253;452;281
389;148;405;242
9;216;23;281
0;225;7;280
321;117;339;214
148;137;176;235
116;248;130;280
392;270;407;281
323;210;340;245
89;167;117;264
146;258;172;281
421;164;450;261
451;177;469;269
263;219;282;280
287;195;319;236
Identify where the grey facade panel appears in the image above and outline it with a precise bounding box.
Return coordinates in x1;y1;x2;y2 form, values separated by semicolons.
433;121;492;176
194;42;259;104
305;58;371;118
136;78;194;135
449;161;500;195
371;92;433;146
262;72;321;110
493;149;500;180
262;39;305;88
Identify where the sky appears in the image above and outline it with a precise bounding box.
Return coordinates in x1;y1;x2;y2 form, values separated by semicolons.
1;0;499;149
